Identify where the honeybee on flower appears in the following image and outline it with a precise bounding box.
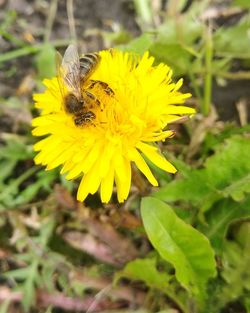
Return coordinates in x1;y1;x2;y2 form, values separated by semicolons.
32;46;195;203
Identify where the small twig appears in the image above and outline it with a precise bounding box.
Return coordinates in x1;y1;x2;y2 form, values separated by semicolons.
236;98;248;126
44;0;58;42
86;285;112;313
67;0;77;42
217;71;250;80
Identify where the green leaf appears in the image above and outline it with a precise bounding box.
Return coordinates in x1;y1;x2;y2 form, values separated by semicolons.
116;257;189;313
0;159;16;185
141;197;216;297
22;260;39;312
35;44;56;79
4;267;32;280
0;139;34;160
154;135;250;212
204;136;250;191
116;257;171;289
39;217;55;247
213;20;250;58
219;236;250;307
149;42;192;76
200;197;250;250
156;15;203;46
154;170;210;205
119;33;153;55
233;0;250;9
223;173;250;201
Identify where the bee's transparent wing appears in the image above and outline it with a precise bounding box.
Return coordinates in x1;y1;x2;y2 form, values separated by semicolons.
61;44;82;99
56;51;67;103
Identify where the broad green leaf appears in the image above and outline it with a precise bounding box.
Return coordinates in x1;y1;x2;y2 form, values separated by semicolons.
200;197;250;250
203;124;250;155
103;29;132;45
154;170;210;205
35;44;56;79
223;173;250;201
204;229;250;312
148;12;202;76
204;136;250;191
219;236;250;307
233;0;250;8
116;257;188;313
116;257;171;289
244;298;250;313
213;20;250;58
120;33;153;55
149;42;192;76
156;15;203;46
154;136;250;212
141;197;216;297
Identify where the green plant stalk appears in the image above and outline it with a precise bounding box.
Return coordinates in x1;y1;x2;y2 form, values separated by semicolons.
133;0;153;26
202;27;213;116
0;39;70;63
0;31;25;47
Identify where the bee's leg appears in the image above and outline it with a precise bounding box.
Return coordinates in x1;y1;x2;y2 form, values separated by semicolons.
88;80;114;96
74;111;96;126
85;91;100;106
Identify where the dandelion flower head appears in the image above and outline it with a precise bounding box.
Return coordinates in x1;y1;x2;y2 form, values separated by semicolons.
32;49;195;203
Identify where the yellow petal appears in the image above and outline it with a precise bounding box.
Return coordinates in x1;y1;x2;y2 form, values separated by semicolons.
114;154;131;202
128;148;158;186
137;142;177;173
77;163;102;201
100;165;115;203
80;143;103;173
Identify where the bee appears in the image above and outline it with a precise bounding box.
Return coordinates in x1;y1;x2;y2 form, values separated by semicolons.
57;44;113;126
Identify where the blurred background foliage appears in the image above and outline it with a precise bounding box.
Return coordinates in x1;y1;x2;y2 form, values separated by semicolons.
0;0;250;312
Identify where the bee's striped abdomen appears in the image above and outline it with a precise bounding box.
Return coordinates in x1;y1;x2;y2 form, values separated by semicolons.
79;53;100;82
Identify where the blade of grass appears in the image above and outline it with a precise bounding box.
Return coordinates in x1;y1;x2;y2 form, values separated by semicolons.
44;0;58;42
202;25;213;115
0;39;71;63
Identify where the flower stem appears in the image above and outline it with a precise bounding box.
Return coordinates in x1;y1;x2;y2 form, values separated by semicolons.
202;25;213;116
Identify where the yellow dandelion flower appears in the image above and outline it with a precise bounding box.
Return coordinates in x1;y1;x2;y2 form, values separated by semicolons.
32;49;195;203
